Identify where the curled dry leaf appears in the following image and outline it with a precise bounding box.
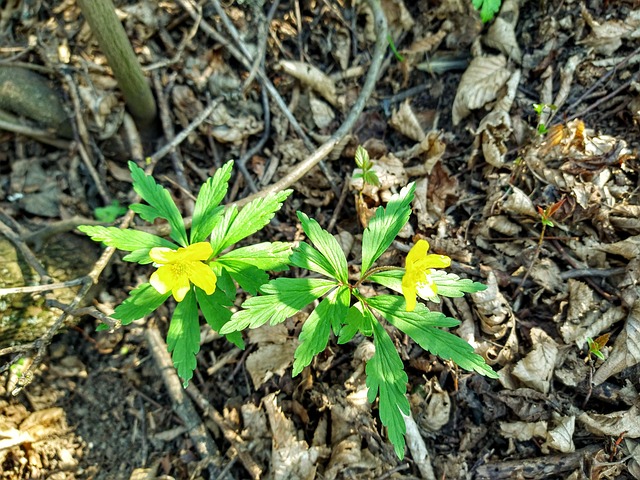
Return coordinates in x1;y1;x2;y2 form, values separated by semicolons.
246;324;298;389
579;6;640;56
541;415;575;454
389;101;425;142
502;186;538;217
277;60;338;106
309;94;335;129
452;55;511;125
486;215;522;236
483;0;522;63
597;235;640;260
264;392;328;480
511;328;559;394
592;300;640;385
578;404;640;438
471;272;512;338
500;420;548;442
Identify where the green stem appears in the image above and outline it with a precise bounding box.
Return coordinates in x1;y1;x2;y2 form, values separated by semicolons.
76;0;157;126
356;266;402;288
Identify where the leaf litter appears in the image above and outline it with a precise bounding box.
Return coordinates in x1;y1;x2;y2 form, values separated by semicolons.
1;0;640;478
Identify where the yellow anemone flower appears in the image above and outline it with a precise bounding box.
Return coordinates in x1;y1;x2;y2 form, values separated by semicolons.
401;239;451;312
149;242;216;302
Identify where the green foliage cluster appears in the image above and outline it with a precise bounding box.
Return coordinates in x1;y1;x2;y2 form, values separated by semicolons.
79;156;496;458
472;0;502;22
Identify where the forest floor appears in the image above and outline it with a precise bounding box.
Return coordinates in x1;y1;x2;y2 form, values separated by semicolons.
1;0;640;479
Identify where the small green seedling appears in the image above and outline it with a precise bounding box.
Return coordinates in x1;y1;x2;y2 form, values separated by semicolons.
387;34;404;62
352;145;380;187
472;0;502;22
94;200;128;222
533;103;558;135
586;333;610;362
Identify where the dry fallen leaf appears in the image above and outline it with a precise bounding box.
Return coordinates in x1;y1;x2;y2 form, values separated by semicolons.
452;55;511;125
277;60;338;106
511;328;559;394
592;300;640;385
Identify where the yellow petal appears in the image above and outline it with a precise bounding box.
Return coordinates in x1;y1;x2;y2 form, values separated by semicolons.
149;242;213;264
406;239;430;268
175;242;213;262
401;271;417;312
149;247;177;264
172;280;191;302
150;266;174;294
420;254;451;270
186;261;217;295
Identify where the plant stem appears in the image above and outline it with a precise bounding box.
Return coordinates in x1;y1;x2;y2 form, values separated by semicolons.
357;266;401;288
76;0;157;126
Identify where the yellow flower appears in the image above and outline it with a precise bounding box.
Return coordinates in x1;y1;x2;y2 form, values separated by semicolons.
401;239;451;311
149;242;216;302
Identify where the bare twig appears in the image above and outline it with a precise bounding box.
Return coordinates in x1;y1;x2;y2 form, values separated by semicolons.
186;382;263;480
145;324;225;479
149;97;223;164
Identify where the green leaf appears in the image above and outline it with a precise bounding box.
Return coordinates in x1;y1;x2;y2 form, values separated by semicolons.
361;183;415;273
218;242;292;271
128;161;188;246
212;190;292;254
337;302;375;344
77;225;176;264
291;242;340;279
430;271;488;297
369;269;403;292
295;212;349;283
367;319;410;459
472;0;501;22
196;287;244;349
209;207;238;256
220;278;337;333
111;283;170;325
368;295;460;328
190;161;233;243
212;267;237;303
292;286;350;376
215;259;269;295
374;296;497;378
354;145;373;171
167;289;200;387
94;200;127;222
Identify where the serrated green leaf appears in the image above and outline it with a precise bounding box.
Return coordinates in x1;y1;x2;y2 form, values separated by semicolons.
361;183;415;273
212;267;237;303
167;289;200;387
190;161;233;243
94;200;127;222
338;302;370;344
196;287;244;348
429;271;488;297
112;283;170;324
368;295;460;328
128;161;188;246
295;212;349;283
290;242;339;279
218;242;292;271
209;207;238;256
215;259;269;295
367;319;410;459
375;296;497;378
292;286;349;376
364;170;380;186
354;145;371;170
220;278;337;334
472;0;501;22
78;225;177;264
216;190;292;253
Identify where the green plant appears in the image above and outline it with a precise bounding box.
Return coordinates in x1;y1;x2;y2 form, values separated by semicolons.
94;200;128;222
221;182;496;458
472;0;502;22
79;160;292;384
352;145;380;187
533;102;558;135
79;151;496;459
